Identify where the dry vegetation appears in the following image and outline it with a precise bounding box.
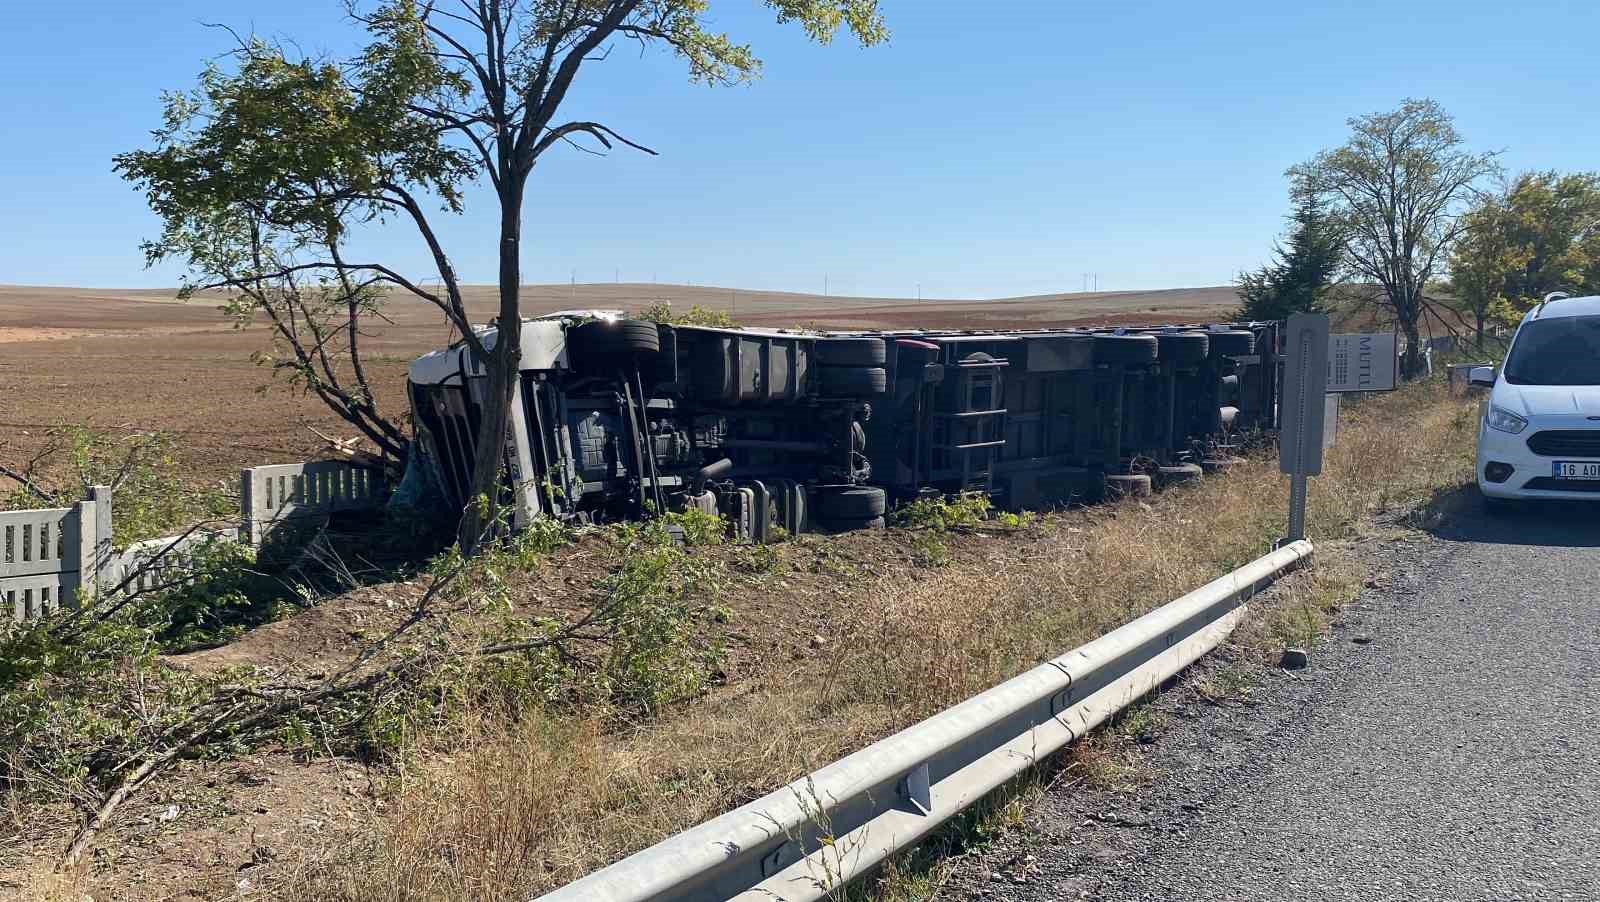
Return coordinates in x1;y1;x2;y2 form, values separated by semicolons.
276;382;1475;901
4;374;1479;902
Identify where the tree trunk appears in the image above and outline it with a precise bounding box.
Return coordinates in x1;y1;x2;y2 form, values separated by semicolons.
458;177;527;553
1475;310;1486;351
1400;318;1423;380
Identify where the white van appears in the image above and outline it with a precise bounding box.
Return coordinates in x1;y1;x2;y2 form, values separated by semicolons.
1472;294;1600;511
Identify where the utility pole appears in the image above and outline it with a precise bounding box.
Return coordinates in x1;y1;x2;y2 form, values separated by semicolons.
917;282;922;301
824;274;829;297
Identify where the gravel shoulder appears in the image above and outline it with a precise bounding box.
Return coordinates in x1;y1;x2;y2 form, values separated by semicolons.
944;496;1600;902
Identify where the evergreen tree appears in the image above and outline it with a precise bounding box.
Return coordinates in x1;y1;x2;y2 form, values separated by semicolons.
1236;195;1345;321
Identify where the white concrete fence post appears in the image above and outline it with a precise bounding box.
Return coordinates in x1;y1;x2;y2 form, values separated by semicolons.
69;495;97;605
6;461;388;625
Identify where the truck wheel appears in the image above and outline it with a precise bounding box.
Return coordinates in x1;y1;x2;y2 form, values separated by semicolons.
1154;332;1209;366
1207;330;1256;357
1200;457;1244;474
815;337;887;367
1105;474;1152;498
818;515;886;534
1091;333;1159;366
1157;463;1203;485
568;319;661;372
817;485;887;519
819;366;887;396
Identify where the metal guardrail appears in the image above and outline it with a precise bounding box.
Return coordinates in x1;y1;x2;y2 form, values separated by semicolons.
535;539;1315;902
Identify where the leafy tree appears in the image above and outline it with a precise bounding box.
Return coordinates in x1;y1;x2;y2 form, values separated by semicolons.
1494;171;1600;303
1447;194;1528;349
1289;99;1499;378
117;1;887;552
1236;193;1344;321
1447;171;1600;347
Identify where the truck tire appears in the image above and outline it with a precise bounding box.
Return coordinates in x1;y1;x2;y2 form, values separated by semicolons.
819;515;886;534
1156;463;1203;485
819;366;887;396
567;319;661;372
1092;333;1159;366
1154;331;1209;366
817;485;887;519
1200;457;1244;474
1207;330;1256;358
1105;473;1153;498
815;337;887;367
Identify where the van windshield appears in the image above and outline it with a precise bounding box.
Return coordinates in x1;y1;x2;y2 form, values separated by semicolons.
1503;315;1600;386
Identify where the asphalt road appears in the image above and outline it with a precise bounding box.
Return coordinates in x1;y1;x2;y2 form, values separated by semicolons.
947;497;1600;902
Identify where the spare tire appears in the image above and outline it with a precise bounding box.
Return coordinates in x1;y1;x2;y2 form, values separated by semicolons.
815;337;887;367
819;366;887;396
817;485;887;519
1153;331;1209;366
1207;330;1256;357
567;319;661;372
1092;333;1159;366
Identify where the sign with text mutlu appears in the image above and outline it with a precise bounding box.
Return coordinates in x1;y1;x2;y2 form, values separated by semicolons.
1326;333;1398;393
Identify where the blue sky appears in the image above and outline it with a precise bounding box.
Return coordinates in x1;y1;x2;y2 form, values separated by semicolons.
1;0;1595;298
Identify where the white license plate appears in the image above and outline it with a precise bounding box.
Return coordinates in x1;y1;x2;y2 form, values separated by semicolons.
1553;461;1600;479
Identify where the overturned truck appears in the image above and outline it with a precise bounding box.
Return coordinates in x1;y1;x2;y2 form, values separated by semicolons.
406;314;1280;540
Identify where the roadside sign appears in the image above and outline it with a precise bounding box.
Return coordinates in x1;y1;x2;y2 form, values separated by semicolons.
1276;313;1331;547
1326;333;1397;393
1280;314;1330;477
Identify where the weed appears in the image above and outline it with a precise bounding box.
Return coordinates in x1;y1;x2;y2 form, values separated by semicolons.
892;491;992;531
658;507;727;547
908;531;949;568
637;302;737;327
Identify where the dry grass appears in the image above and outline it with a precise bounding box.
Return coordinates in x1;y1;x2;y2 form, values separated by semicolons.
277;380;1479;901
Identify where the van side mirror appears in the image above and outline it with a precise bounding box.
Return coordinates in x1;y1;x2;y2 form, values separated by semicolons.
1468;366;1496;388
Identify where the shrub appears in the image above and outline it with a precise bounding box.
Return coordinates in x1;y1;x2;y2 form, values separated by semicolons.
892;491;993;531
638;302;736;328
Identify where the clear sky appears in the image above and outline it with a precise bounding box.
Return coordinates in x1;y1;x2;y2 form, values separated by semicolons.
1;0;1595;298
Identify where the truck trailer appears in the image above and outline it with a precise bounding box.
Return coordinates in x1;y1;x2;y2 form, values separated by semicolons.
405;313;1279;540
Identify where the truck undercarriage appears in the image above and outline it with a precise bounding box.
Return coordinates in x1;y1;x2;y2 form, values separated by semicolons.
406;314;1280;540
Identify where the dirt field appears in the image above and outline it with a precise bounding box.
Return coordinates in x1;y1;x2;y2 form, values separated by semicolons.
0;282;1239;486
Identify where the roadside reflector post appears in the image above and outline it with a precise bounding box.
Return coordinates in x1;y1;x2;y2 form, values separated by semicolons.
1278;313;1330;545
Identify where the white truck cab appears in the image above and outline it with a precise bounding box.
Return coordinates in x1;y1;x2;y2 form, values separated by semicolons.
1473;293;1600;510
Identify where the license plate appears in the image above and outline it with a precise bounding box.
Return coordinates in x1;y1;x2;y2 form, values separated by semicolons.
1553;461;1600;479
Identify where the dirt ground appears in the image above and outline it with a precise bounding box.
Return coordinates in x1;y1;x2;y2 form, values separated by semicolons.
0;282;1238;487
